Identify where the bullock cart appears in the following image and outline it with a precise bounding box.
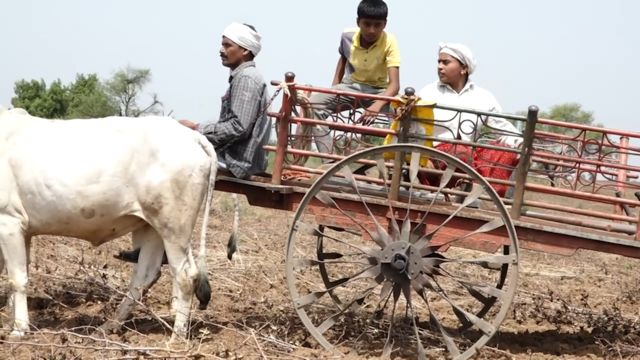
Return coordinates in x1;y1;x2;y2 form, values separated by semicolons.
215;72;640;359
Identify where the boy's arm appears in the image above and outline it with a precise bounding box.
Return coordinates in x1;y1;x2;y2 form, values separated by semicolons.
332;56;347;86
364;33;401;119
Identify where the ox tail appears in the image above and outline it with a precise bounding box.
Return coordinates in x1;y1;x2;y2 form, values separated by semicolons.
194;135;216;310
226;194;239;260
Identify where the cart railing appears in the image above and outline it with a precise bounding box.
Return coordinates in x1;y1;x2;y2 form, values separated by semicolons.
521;116;640;238
223;74;640;360
264;73;640;243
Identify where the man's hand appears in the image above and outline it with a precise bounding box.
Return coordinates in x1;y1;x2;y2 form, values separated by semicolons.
178;119;199;131
498;135;523;148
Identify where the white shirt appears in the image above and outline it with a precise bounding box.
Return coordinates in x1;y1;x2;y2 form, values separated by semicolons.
417;80;521;146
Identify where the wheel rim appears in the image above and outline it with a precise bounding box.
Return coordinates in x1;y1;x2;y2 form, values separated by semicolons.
286;144;519;359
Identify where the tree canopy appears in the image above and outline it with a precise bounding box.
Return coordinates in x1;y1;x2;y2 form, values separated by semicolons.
67;74;118;118
10;67;161;119
538;102;602;135
105;67;162;117
12;79;68;119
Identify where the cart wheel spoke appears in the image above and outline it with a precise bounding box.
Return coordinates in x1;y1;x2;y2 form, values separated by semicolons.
417;288;462;358
293;264;381;308
287;144;519;359
316;285;378;335
342;165;395;245
422;185;485;240
381;285;402;359
376;158;403;240
315;190;391;248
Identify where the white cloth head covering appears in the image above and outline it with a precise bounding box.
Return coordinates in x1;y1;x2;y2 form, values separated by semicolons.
439;42;476;75
222;22;262;56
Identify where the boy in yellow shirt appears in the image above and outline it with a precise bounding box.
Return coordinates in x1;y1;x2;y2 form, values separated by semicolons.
310;0;400;156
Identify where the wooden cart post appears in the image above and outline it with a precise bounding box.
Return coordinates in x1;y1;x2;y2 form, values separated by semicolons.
389;87;416;201
271;72;295;185
615;136;630;216
510;105;538;219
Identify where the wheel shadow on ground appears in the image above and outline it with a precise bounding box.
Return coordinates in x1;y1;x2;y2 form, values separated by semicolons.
488;329;613;357
223;308;484;359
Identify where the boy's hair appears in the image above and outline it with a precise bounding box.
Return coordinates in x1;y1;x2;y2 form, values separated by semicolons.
357;0;388;21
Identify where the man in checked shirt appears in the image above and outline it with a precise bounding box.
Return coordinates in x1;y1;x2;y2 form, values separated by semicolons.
179;22;271;180
114;23;270;265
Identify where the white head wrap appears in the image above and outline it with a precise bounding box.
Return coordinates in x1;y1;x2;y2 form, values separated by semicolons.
222;22;262;56
439;42;476;75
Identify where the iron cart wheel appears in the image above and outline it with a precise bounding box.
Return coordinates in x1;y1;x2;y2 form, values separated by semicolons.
286;144;519;359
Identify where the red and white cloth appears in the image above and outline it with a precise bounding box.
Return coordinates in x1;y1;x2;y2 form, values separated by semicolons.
419;141;519;197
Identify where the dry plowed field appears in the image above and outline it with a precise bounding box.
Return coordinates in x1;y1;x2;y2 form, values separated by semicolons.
1;193;639;359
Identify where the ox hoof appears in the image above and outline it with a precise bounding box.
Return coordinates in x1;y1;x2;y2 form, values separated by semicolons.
8;329;26;338
98;319;122;334
226;233;238;260
114;248;168;265
168;333;190;348
114;248;141;263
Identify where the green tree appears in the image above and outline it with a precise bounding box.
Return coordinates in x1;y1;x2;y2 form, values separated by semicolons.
105;66;162;117
538;102;602;135
11;79;47;114
10;67;161;119
11;79;69;118
67;74;118;118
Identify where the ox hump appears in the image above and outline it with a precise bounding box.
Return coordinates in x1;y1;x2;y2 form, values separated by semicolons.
1;107;30;117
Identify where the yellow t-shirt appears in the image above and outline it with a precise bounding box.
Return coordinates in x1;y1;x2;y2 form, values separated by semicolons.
339;28;401;89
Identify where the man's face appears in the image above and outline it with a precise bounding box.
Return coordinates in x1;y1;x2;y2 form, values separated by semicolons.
220;36;249;69
356;18;386;45
437;53;466;86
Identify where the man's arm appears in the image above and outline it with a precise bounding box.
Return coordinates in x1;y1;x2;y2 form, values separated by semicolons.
332;56;347;86
200;76;263;149
178;119;199;130
482;93;522;147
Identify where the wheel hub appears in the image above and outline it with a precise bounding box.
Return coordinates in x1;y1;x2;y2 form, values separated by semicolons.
391;253;408;272
379;241;423;283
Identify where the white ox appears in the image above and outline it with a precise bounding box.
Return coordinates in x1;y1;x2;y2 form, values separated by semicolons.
0;106;215;340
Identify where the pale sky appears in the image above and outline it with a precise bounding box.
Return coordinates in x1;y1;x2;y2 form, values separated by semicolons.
1;0;638;133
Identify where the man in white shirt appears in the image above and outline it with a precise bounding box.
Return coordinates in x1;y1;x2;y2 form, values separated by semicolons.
418;43;520;146
416;43;522;197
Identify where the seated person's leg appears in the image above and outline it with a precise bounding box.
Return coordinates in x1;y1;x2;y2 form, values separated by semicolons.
473;140;519;197
418;143;474;188
308;83;364;160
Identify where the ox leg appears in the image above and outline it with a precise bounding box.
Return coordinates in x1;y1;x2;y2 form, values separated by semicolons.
0;241;5;330
101;225;163;334
163;240;199;341
0;217;29;336
2;235;31;333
